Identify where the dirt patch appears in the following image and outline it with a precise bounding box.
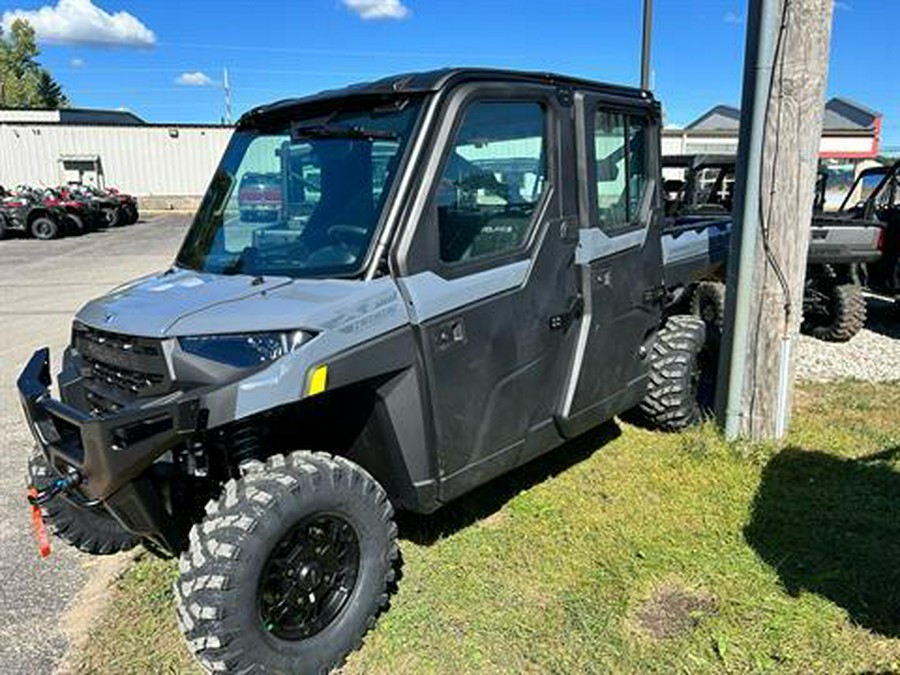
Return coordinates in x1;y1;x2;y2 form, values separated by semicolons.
55;551;137;675
635;584;718;639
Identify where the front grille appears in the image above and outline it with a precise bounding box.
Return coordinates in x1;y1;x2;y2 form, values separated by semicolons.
73;325;172;411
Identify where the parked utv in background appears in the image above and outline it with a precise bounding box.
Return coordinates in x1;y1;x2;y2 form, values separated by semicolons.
833;161;900;301
663;154;885;341
21;69;723;674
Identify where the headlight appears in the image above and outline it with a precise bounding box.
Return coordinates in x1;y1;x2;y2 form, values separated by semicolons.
178;331;309;368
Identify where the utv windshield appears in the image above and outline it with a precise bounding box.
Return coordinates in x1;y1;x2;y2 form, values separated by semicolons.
177;98;422;278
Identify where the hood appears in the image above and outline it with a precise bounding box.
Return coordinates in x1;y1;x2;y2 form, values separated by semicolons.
76;268;407;339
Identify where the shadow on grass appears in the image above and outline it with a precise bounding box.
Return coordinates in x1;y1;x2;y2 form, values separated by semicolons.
745;445;900;637
398;421;621;546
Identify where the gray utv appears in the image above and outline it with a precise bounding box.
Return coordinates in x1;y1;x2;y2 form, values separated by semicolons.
19;68;717;674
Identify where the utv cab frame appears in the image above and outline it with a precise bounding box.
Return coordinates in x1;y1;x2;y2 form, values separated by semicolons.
20;69;716;674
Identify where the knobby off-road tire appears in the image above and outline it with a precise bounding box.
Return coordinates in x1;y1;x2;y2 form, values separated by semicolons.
27;450;140;554
690;281;726;333
29;216;59;240
802;282;866;342
175;451;398;675
639;315;715;432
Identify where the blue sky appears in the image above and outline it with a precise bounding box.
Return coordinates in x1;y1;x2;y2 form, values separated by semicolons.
3;0;896;147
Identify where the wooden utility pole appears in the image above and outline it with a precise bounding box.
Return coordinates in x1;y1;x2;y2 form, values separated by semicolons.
717;0;834;440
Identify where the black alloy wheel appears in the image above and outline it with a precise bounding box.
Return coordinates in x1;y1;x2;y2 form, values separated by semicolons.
258;513;361;640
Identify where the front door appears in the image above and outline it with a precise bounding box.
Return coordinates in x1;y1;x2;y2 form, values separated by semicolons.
396;85;581;501
557;92;664;437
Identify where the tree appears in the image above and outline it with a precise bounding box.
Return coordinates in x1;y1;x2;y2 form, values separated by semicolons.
0;19;69;108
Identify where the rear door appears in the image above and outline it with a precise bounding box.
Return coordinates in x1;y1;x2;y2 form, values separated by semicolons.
557;91;665;437
394;83;582;500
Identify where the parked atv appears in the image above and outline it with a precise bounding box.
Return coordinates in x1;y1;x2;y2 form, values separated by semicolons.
0;186;64;240
103;186;140;224
38;188;98;236
20;69;721;674
62;185;125;228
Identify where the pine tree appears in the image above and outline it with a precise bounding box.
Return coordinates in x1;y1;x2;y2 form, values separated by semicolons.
0;19;69;108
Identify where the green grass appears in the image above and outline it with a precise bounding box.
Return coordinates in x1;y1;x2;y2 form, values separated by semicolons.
71;381;900;674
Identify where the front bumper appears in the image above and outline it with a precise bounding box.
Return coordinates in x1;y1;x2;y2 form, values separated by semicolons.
18;347;202;550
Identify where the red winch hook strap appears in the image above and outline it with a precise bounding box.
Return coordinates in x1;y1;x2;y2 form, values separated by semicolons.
28;487;51;558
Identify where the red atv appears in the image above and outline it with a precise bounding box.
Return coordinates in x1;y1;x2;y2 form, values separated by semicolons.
0;186;66;240
104;186;140;224
39;188;99;235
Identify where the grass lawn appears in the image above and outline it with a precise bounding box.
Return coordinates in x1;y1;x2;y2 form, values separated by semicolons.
70;381;900;674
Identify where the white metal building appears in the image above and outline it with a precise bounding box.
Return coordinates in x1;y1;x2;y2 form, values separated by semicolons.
662;97;882;160
0;108;233;208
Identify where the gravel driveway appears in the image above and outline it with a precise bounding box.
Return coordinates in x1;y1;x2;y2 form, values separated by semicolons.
796;294;900;382
0;215;190;675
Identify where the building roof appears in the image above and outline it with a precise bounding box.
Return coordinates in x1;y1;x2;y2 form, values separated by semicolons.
676;97;880;135
0;107;145;125
822;97;880;131
685;105;741;131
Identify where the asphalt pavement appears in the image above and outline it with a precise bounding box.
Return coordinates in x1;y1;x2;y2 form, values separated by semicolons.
0;215;191;674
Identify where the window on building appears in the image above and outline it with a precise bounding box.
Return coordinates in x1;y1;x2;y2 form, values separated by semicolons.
594;111;649;233
436;101;546;263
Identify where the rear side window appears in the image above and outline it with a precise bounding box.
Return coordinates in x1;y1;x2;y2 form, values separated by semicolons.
437;101;546;263
593;111;649;233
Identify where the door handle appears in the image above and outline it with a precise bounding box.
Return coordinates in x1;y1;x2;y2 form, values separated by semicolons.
549;296;583;331
435;318;466;350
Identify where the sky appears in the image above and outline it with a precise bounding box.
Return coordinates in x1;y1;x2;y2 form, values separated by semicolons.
2;0;896;148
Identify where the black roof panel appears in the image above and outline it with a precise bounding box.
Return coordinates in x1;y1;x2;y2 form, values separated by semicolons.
239;67;653;127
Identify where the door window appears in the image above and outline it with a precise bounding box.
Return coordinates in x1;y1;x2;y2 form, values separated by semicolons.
593;111;649;233
437;101;546;263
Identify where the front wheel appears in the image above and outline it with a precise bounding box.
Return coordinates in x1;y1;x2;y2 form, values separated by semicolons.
176;452;398;675
30;216;59;240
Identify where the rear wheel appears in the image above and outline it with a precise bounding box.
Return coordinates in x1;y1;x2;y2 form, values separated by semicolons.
690;281;726;332
125;203;139;224
801;281;866;342
27;450;140;554
64;212;85;235
639;315;716;431
176;452;397;675
29;216;59;240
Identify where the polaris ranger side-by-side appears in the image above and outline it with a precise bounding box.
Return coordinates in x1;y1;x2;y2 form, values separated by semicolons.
19;69;721;674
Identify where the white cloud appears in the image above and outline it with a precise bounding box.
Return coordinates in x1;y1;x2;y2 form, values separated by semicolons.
69;57;85;67
1;0;156;47
176;71;215;87
724;11;743;24
342;0;410;20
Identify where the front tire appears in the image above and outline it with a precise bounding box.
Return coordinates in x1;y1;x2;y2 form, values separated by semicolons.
27;450;140;554
30;216;59;240
176;452;397;675
639;315;716;431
